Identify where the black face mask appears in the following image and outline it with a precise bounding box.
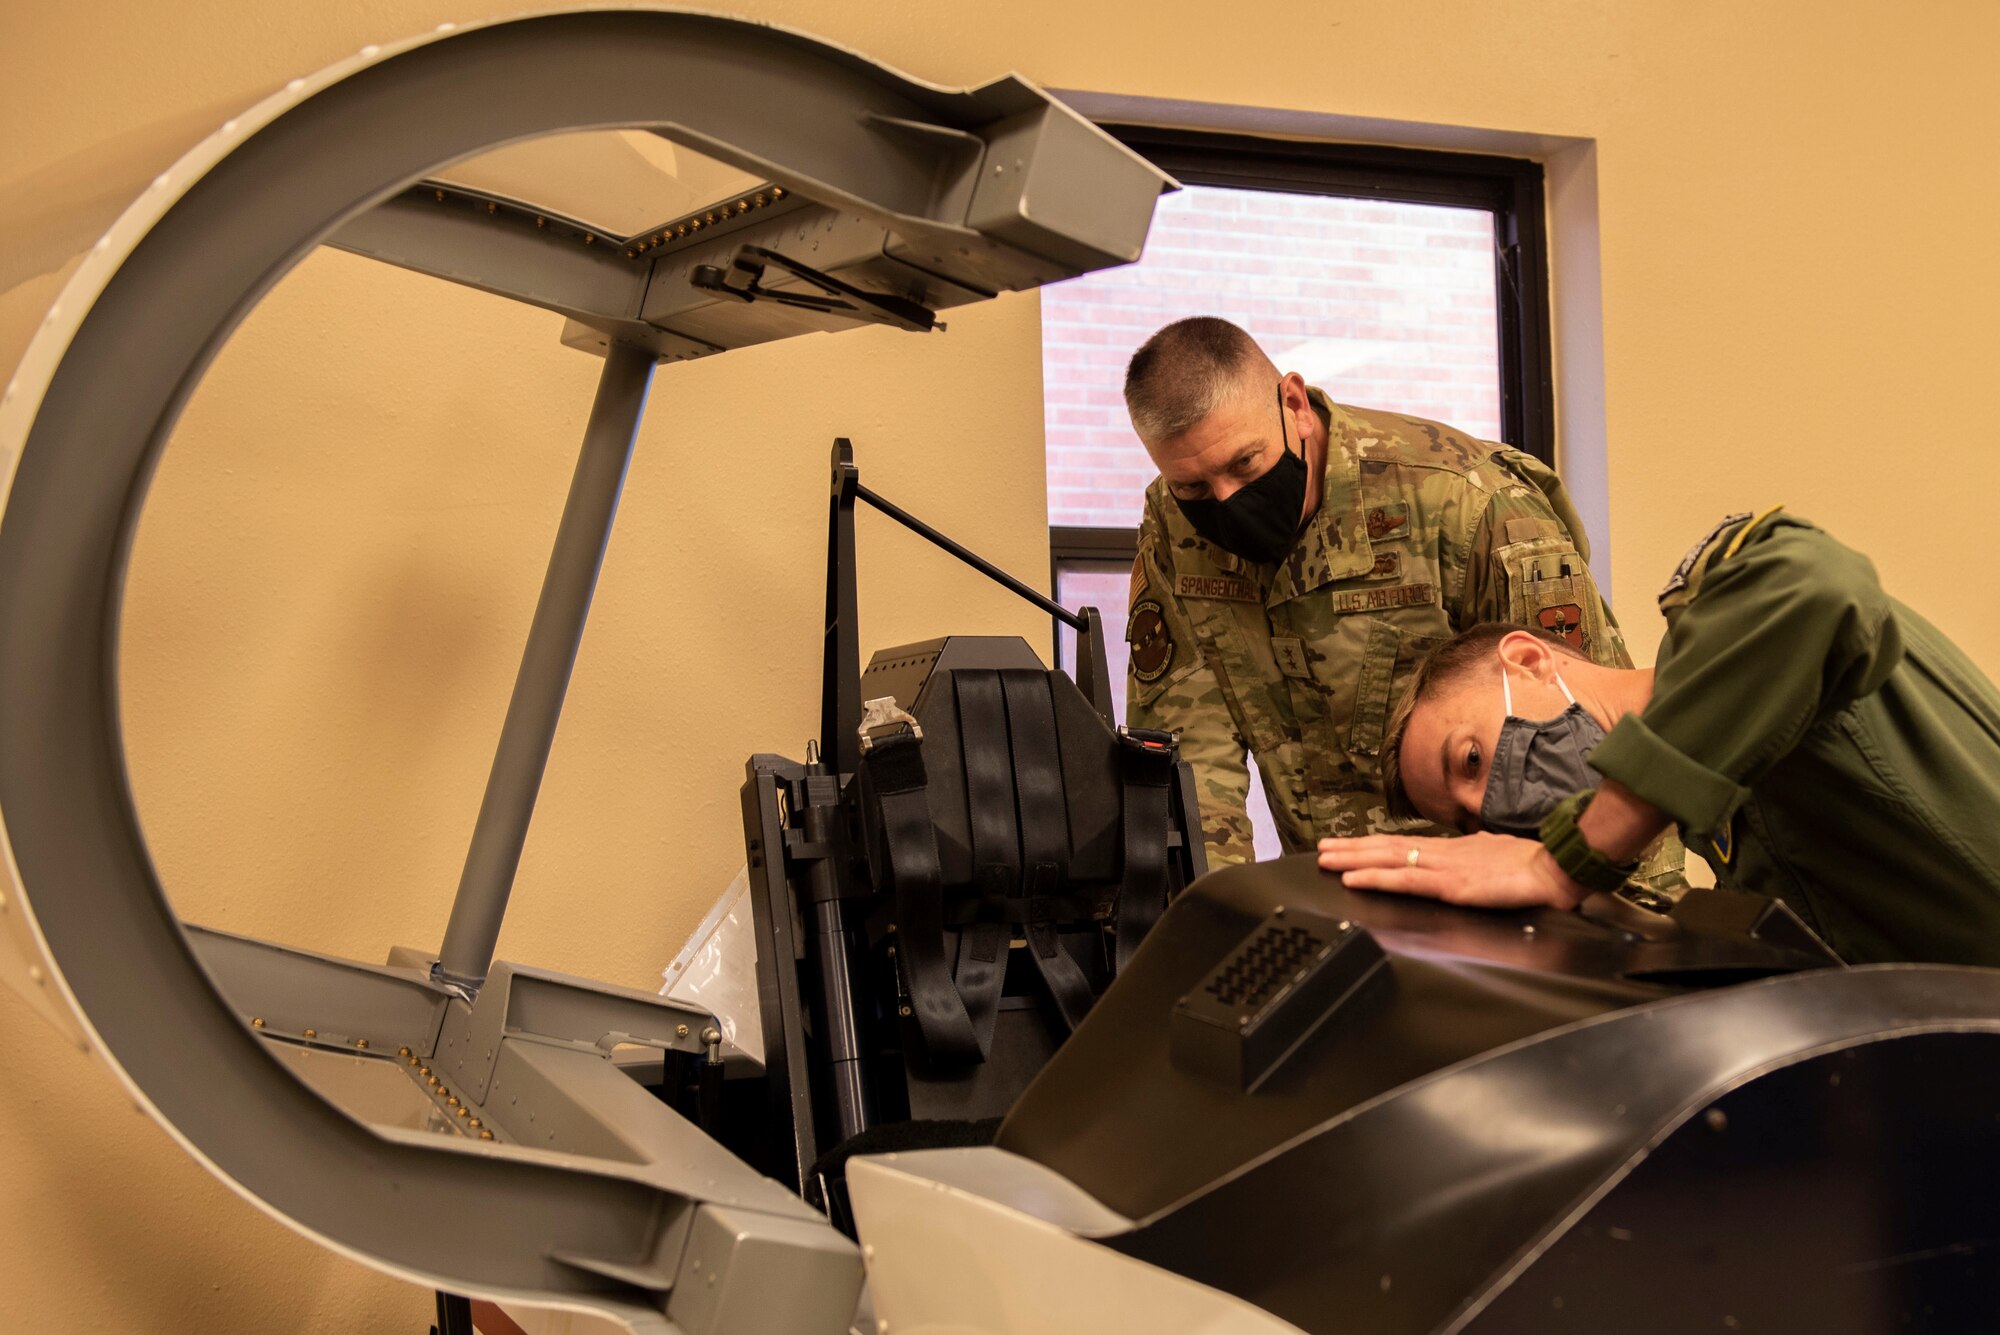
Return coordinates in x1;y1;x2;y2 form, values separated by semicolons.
1173;384;1309;565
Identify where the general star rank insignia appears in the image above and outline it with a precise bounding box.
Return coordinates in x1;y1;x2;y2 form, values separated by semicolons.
1128;600;1175;684
1537;602;1586;650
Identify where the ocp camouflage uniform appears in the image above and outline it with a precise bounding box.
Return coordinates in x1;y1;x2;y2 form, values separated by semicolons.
1128;388;1679;882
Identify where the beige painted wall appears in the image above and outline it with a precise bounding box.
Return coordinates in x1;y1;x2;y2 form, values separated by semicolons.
5;1;1999;1330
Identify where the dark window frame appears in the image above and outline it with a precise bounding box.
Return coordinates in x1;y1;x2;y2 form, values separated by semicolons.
1049;127;1554;667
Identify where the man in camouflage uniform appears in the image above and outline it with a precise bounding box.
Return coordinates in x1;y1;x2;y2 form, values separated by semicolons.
1123;317;1669;874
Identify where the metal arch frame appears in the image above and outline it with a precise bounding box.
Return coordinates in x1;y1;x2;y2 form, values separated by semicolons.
0;9;1168;1320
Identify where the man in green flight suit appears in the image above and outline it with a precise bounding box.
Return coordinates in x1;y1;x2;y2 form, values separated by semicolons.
1318;507;2000;966
1122;316;1675;877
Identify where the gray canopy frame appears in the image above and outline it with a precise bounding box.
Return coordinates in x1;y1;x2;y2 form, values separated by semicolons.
0;10;1169;1330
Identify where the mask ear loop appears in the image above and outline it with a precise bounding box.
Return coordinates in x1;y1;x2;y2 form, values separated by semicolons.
1276;380;1302;462
1503;664;1577;719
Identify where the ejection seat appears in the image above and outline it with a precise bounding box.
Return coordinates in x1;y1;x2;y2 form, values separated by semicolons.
736;444;1206;1225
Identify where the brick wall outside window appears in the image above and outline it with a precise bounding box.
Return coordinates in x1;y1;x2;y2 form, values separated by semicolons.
1047;183;1506;858
1043;183;1502;529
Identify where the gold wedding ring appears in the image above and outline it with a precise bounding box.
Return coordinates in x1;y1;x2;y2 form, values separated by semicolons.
1406;847;1422;867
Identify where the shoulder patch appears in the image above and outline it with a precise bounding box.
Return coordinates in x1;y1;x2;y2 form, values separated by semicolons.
1127;599;1176;684
1658;506;1789;609
1658;512;1751;607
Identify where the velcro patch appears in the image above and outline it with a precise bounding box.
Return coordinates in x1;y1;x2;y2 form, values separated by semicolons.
1366;551;1401;581
1505;516;1558;546
1175;573;1260;603
1365;502;1410;541
1127;600;1176;684
1328;582;1436;615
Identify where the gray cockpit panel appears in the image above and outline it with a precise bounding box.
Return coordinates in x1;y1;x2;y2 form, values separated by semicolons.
0;10;1169;1327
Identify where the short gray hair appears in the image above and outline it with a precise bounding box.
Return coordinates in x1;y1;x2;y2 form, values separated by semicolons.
1123;317;1274;442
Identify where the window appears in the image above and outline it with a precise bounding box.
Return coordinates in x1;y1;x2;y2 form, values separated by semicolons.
1045;129;1552;859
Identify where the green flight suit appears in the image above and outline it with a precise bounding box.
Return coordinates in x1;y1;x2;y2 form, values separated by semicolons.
1127;387;1652;864
1589;509;2000;966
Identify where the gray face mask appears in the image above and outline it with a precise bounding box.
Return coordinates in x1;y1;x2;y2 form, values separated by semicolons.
1479;670;1606;839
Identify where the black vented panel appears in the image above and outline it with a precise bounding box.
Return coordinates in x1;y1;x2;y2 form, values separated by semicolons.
1170;905;1387;1092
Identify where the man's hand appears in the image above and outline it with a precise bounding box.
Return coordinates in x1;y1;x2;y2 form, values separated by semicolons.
1314;832;1590;911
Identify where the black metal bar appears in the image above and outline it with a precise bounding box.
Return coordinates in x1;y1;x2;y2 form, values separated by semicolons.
431;1292;473;1335
804;781;874;1144
740;760;820;1191
1050;525;1143;563
1049;528;1140;675
1074;607;1116;724
691;244;940;333
1494;165;1556;464
436;340;654;989
1100;125;1528;211
823;441;863;777
856;482;1086;631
